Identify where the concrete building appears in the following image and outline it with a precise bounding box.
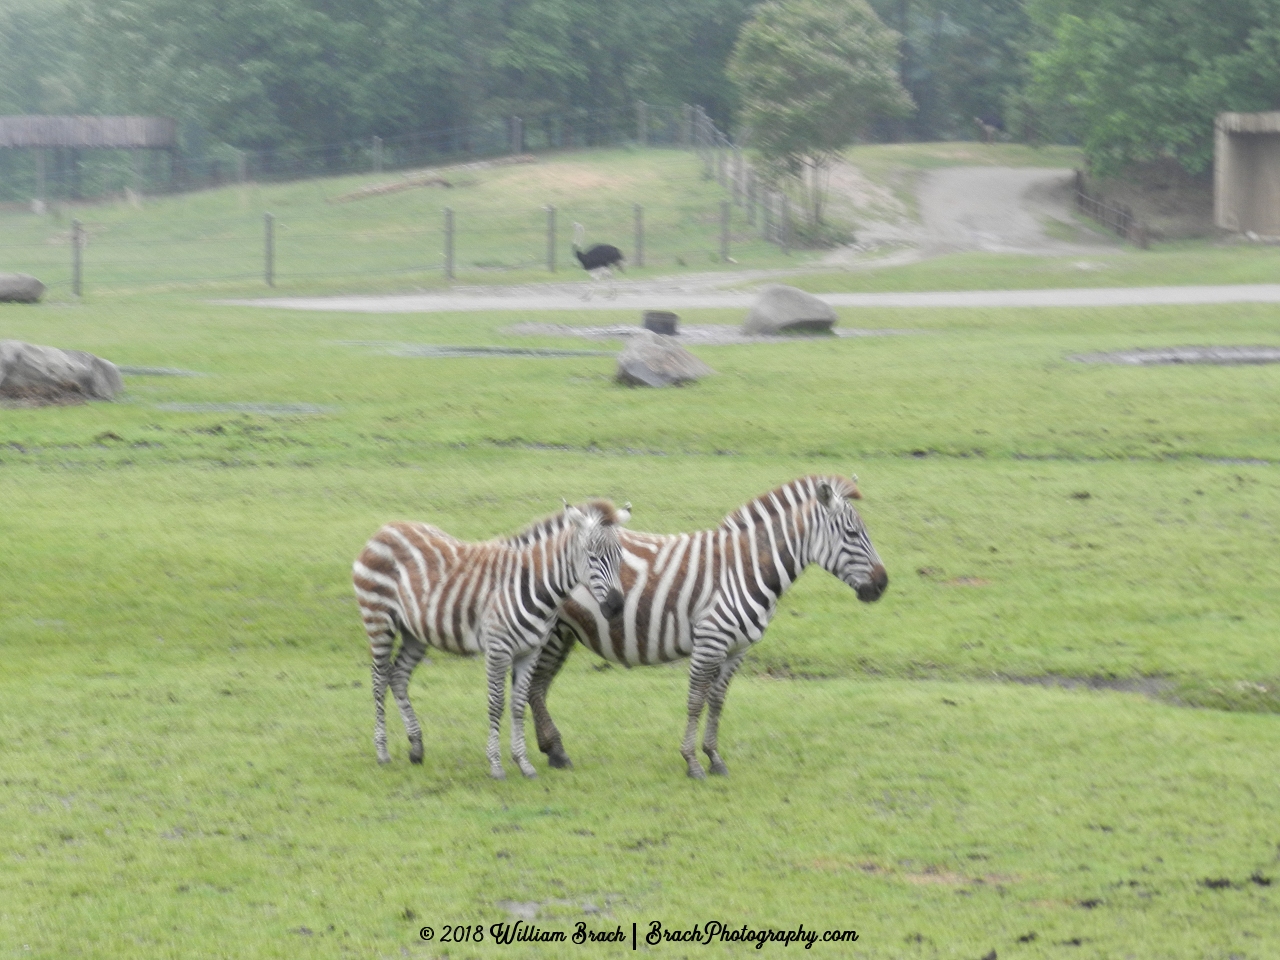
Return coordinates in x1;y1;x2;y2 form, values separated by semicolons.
1215;111;1280;234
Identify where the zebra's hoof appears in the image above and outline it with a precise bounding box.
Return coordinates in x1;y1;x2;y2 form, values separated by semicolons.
709;760;729;776
547;749;573;770
409;752;424;765
686;764;707;780
519;764;538;779
377;756;392;765
490;766;506;780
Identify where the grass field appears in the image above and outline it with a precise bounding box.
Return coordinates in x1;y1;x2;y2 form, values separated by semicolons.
0;148;802;299
3;148;1280;958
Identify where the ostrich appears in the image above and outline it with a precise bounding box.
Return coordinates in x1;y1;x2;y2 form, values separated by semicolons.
572;222;624;299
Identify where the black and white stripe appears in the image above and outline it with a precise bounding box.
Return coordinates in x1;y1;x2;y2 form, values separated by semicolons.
529;476;888;778
353;500;628;779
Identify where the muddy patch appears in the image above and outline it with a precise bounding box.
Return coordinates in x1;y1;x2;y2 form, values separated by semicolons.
504;323;920;346
118;366;206;377
1071;345;1280;365
154;402;334;416
1008;674;1175;699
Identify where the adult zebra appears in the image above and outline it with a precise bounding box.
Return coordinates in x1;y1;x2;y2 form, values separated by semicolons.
353;500;629;779
528;476;888;779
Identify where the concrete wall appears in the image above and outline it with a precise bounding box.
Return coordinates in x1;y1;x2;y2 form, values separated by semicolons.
1216;113;1280;234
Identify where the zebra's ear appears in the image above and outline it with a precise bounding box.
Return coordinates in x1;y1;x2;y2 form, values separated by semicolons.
564;502;587;527
616;501;632;524
817;482;835;508
849;474;863;500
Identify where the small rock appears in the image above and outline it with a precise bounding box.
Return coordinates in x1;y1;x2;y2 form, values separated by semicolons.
743;284;836;335
0;273;46;303
615;330;713;387
642;310;679;335
0;340;123;403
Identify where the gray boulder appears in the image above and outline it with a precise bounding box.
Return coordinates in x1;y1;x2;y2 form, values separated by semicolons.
0;340;123;403
616;330;713;387
642;310;679;336
0;273;46;303
743;284;837;335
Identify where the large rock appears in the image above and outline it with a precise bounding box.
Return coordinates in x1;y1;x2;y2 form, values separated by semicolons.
743;284;837;335
615;330;713;387
0;340;123;403
0;273;46;303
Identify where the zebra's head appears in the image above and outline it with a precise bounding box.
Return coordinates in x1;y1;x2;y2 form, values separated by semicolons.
564;499;629;620
812;477;888;602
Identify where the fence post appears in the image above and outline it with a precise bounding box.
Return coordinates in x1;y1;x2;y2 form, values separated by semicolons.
782;196;791;255
732;148;743;206
720;201;730;263
510;117;524;154
634;203;644;268
545;205;556;272
746;170;757;227
373;136;383;174
71;218;82;296
444;207;454;280
681;104;693;149
264;212;274;287
636;101;648;146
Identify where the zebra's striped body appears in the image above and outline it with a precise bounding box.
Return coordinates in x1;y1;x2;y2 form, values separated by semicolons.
529;476;887;778
353;500;628;779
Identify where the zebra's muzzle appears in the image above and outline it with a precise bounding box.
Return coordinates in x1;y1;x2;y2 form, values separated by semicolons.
856;564;889;602
600;588;625;620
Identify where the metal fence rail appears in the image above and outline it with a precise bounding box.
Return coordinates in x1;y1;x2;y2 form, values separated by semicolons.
1074;169;1149;248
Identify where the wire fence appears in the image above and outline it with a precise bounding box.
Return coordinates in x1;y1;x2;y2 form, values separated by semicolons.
0;103;808;295
1073;169;1149;248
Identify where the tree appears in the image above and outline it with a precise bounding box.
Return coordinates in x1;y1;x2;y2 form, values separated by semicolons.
1028;0;1280;176
728;0;913;227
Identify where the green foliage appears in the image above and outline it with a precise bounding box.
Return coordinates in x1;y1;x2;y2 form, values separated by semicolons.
1028;0;1280;175
729;0;912;227
867;0;1035;141
729;0;912;173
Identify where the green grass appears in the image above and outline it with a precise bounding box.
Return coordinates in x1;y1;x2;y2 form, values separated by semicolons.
3;177;1280;956
0;148;806;299
780;245;1280;294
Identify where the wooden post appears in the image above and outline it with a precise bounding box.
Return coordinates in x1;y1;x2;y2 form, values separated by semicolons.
681;104;693;148
373;136;383;174
637;101;648;146
782;196;791;255
746;170;757;227
35;149;46;203
634;203;644;268
732;148;743;206
71;218;83;296
510;117;523;154
264;213;275;287
444;207;454;280
720;201;730;262
545;205;556;272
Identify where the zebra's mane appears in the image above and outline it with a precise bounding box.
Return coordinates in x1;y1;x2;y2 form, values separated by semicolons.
719;475;861;531
500;498;622;548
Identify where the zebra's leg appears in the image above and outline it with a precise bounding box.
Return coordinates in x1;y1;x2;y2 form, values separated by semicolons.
701;649;747;776
529;625;576;769
680;645;724;779
367;623;396;764
508;651;539;779
485;644;512;779
388;634;430;764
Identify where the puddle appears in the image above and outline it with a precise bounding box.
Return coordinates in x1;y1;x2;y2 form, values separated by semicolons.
154;402;334;416
117;366;206;377
1070;346;1280;365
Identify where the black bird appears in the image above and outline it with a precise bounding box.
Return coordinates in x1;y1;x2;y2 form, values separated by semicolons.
572;222;624;299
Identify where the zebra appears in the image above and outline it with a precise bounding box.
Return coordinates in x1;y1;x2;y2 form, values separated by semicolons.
352;499;629;779
527;476;888;779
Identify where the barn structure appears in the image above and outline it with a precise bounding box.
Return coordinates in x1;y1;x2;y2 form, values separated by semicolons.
1214;111;1280;235
0;115;178;199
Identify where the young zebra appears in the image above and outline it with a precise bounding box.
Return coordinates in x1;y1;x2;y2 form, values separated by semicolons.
528;476;888;779
353;500;629;779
